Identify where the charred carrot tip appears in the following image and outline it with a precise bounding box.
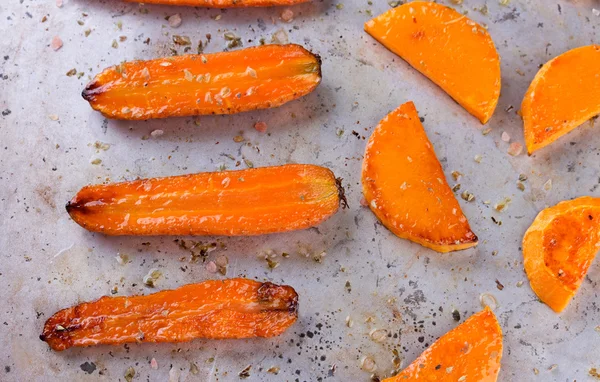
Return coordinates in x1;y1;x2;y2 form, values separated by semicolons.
83;44;322;120
41;278;299;351
335;177;348;209
67;164;341;236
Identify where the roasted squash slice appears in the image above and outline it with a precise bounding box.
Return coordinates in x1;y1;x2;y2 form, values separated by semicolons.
362;101;478;253
125;0;308;7
40;278;298;351
522;45;600;154
83;44;321;120
384;307;503;382
365;2;501;124
67;164;345;236
523;196;600;312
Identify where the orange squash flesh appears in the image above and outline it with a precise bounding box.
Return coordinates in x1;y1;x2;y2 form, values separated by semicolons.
384;307;503;382
523;197;600;312
67;164;344;236
40;278;298;351
83;44;321;120
522;45;600;154
365;2;501;124
362;101;478;253
124;0;308;7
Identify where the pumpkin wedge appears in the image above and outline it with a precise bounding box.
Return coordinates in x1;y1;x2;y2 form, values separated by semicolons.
384;307;503;382
125;0;308;7
523;196;600;312
67;164;345;236
40;278;298;351
83;44;321;120
522;45;600;154
362;101;477;253
365;2;501;124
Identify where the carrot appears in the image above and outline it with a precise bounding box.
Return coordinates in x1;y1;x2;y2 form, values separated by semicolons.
67;164;346;236
40;278;298;351
523;197;600;312
522;45;600;154
83;44;321;120
365;2;501;124
124;0;308;7
384;308;503;382
362;101;477;253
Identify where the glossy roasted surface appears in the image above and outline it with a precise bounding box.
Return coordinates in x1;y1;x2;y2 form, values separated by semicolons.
365;1;500;124
523;196;600;312
67;164;342;236
40;278;298;351
522;45;600;154
362;101;477;253
83;44;321;120
384;308;503;382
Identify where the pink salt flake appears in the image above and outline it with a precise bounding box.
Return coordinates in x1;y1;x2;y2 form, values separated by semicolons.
168;14;182;28
254;121;268;133
151;358;158;370
501;131;510;142
360;197;368;207
508;142;523;156
51;36;63;51
281;9;294;22
56;0;63;8
205;261;217;273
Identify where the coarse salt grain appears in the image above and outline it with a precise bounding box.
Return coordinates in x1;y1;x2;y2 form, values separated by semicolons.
51;36;63;51
151;129;164;137
150;358;158;370
501;131;510;142
360;197;368;207
281;9;294;22
168;13;182;28
56;0;63;7
254;121;267;133
507;142;523;156
593;8;600;17
205;261;217;273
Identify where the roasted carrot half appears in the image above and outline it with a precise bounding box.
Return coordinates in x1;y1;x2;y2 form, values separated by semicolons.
40;278;298;351
83;44;321;120
67;164;345;236
362;101;478;253
125;0;308;7
384;307;502;382
522;45;600;154
365;2;501;124
523;197;600;313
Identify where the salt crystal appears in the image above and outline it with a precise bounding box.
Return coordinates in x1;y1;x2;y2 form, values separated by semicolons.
168;14;182;28
56;0;63;7
151;129;164;137
150;358;158;370
254;121;268;133
281;9;294;22
501;131;510;142
51;36;63;51
360;197;368;207
507;142;523;156
205;261;217;273
593;8;600;17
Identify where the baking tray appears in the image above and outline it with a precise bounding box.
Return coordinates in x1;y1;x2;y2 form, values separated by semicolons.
0;0;599;380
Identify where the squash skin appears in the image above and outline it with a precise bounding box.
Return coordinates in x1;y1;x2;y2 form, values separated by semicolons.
365;1;501;124
83;44;321;120
362;101;477;253
523;196;600;312
67;164;343;236
384;307;503;382
40;278;298;351
522;45;600;154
